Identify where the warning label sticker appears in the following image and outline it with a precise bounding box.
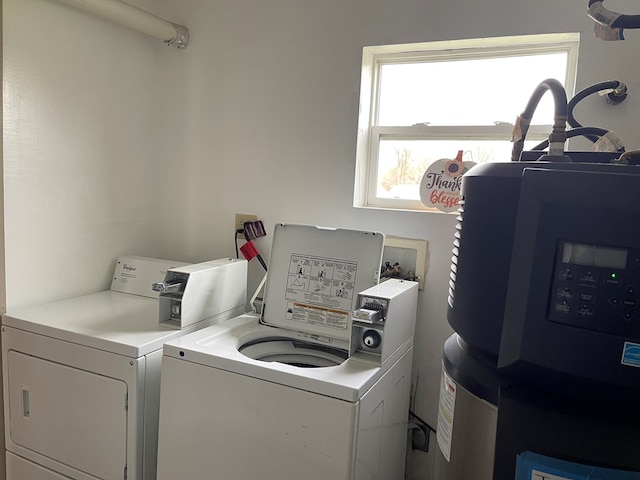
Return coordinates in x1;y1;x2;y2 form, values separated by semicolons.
285;302;350;331
436;369;456;462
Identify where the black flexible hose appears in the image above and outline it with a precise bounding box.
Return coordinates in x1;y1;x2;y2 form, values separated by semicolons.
530;127;610;150
521;78;568;121
589;0;640;29
511;78;568;162
568;80;626;143
568;80;620;128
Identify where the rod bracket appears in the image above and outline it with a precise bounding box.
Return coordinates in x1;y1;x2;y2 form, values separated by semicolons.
167;23;190;49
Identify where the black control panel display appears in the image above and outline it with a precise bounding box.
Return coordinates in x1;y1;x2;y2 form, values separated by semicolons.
548;241;640;337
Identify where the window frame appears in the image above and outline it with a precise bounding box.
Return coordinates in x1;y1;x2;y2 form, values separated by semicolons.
353;33;580;212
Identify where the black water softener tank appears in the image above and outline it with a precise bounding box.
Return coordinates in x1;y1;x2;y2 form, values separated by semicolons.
434;159;640;480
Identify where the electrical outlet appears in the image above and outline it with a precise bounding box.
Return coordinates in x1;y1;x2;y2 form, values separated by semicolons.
235;213;258;231
408;411;433;453
411;423;430;452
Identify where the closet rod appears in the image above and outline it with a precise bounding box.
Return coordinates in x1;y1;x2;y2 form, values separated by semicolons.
52;0;189;49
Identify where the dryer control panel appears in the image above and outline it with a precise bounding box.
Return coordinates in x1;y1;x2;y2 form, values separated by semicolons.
548;241;640;337
155;258;247;330
111;256;187;298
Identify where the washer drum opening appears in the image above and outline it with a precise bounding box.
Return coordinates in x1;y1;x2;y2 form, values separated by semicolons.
238;337;348;368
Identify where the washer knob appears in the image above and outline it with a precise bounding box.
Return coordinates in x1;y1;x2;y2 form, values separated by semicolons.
362;330;382;349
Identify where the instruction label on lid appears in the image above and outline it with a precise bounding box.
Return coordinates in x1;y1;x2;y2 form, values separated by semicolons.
285;253;356;330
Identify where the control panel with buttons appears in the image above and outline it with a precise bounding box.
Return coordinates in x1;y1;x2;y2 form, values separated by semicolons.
548;241;640;336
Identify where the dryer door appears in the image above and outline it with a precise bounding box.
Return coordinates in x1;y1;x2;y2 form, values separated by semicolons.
7;351;128;480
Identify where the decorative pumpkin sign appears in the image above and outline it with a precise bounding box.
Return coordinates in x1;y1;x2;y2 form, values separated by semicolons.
420;150;475;213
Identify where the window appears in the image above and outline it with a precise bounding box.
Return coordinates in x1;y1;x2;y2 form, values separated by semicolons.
353;33;580;211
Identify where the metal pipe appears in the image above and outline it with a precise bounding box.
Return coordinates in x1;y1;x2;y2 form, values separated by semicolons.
52;0;189;49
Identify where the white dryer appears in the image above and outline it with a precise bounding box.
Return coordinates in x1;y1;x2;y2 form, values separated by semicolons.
156;225;419;480
2;256;247;480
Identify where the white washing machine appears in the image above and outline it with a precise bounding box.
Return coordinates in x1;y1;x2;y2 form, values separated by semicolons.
156;224;419;480
2;256;247;480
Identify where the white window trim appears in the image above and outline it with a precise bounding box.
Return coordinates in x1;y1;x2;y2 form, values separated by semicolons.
353;33;580;212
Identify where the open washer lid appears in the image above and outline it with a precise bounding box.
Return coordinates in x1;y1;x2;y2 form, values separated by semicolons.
260;224;384;343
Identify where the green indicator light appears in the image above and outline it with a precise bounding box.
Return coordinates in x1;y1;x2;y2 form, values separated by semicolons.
611;273;617;279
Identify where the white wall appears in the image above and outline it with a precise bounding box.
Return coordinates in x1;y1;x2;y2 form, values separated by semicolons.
5;0;640;479
3;0;172;309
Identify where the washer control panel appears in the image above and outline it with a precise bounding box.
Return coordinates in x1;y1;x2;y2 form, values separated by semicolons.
350;279;418;364
548;241;640;336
